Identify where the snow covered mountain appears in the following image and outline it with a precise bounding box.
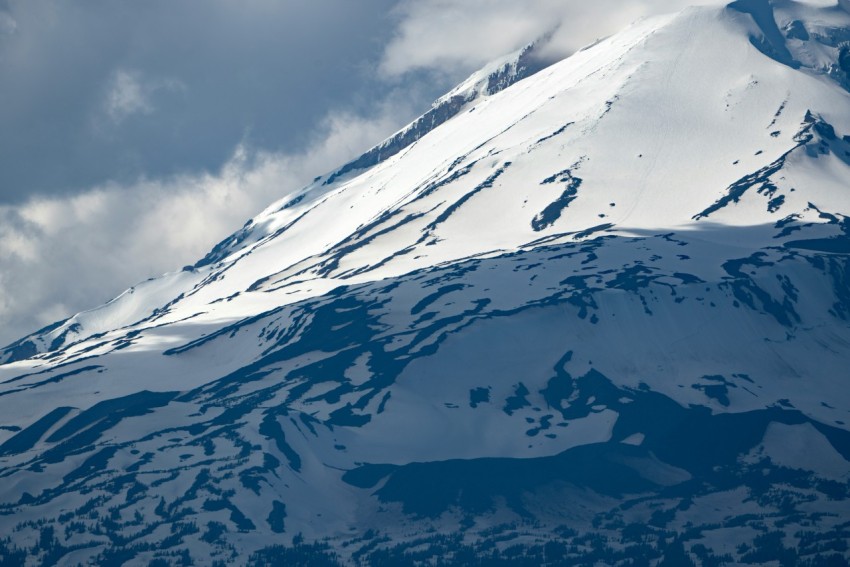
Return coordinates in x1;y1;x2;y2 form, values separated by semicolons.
1;0;850;564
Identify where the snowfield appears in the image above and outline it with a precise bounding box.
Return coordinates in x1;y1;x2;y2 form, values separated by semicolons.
1;0;850;564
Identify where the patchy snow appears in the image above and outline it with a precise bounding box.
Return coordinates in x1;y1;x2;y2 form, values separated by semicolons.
1;1;850;564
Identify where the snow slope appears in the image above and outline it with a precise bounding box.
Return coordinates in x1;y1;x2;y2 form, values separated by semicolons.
1;0;850;564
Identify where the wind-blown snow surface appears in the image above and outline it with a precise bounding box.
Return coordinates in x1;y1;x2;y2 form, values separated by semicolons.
2;0;850;564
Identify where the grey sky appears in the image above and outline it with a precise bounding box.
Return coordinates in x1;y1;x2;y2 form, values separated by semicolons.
0;0;406;203
0;0;714;346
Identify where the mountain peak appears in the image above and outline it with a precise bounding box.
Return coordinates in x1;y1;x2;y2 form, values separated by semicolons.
434;39;555;104
321;40;555;187
4;0;850;365
1;4;850;563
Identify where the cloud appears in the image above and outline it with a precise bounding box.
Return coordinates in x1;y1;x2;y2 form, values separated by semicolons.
0;95;417;346
380;0;721;79
379;0;555;77
0;11;15;35
104;70;150;123
103;69;186;124
0;0;402;203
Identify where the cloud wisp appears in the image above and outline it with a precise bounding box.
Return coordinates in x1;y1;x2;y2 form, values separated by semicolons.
380;0;720;80
104;69;185;124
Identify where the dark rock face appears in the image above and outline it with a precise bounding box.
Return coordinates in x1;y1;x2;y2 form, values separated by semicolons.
784;19;810;41
840;43;850;76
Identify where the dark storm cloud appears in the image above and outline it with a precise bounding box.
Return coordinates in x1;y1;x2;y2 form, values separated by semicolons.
0;0;399;203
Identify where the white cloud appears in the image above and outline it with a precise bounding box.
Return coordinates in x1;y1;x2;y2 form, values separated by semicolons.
104;69;184;123
379;0;552;77
106;70;153;122
380;0;720;79
0;97;415;346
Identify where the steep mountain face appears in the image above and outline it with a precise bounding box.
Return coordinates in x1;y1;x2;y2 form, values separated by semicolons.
1;0;850;564
320;41;556;187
